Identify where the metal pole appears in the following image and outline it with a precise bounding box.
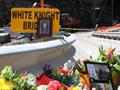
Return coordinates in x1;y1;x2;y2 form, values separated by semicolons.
41;0;44;8
93;0;96;28
111;0;113;25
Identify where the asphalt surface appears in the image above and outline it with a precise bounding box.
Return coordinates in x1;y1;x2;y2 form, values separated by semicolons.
72;31;120;61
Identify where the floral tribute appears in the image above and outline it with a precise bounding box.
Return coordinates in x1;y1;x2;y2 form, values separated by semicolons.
84;45;120;84
36;64;90;90
44;64;80;87
0;66;37;90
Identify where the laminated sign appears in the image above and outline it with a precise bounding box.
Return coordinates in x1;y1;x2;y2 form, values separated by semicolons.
11;8;60;33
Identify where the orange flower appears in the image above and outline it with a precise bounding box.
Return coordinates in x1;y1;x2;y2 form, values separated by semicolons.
81;60;85;63
69;85;73;90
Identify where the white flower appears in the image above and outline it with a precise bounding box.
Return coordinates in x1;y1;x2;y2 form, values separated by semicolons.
92;87;96;90
37;85;49;90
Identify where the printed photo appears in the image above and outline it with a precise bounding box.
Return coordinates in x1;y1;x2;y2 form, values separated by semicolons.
86;64;110;81
91;82;113;90
40;20;50;34
37;18;52;37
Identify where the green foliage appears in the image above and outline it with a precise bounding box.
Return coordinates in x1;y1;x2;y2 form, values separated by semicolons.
52;67;59;77
50;67;80;87
114;64;120;71
111;68;119;77
1;66;13;80
0;66;37;90
16;73;37;90
90;55;92;59
101;45;103;50
99;46;106;57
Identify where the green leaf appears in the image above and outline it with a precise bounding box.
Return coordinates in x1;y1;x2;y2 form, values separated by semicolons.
77;60;82;66
114;64;120;71
12;78;20;84
98;60;103;63
101;57;107;61
27;73;36;86
24;71;27;75
99;47;106;56
75;69;79;77
14;68;17;77
90;55;92;59
111;68;119;77
16;72;22;78
87;59;93;62
101;45;103;50
117;55;120;59
52;67;59;77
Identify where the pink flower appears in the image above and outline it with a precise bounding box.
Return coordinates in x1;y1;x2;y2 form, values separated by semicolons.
48;80;62;90
21;74;28;80
49;87;56;90
21;74;27;77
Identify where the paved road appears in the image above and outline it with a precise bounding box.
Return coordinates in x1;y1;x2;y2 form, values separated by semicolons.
72;31;120;61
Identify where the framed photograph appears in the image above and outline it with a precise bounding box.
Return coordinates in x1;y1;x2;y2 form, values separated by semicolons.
90;82;114;90
84;61;113;82
84;61;114;90
37;18;52;37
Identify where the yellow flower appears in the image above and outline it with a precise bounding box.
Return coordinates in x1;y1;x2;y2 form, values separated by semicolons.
0;78;15;90
69;85;80;90
74;86;79;90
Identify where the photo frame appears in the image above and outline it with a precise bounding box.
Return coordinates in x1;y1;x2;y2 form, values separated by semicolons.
84;61;114;90
84;61;113;82
37;18;52;37
90;82;114;90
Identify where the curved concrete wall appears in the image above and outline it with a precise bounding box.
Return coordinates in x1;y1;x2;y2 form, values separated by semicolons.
0;34;76;76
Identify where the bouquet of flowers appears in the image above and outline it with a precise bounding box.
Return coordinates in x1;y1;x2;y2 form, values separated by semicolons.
44;64;80;87
85;45;120;84
0;66;37;90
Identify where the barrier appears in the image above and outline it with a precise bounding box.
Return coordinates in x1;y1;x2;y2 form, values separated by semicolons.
92;31;120;40
0;34;76;77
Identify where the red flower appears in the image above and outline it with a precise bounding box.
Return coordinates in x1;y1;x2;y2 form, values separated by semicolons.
59;69;70;73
